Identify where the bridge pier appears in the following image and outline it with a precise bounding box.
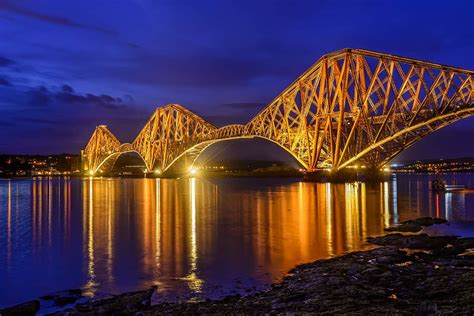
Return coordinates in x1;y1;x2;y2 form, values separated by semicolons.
303;167;391;183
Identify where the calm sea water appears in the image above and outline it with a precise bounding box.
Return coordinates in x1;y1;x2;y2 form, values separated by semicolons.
1;174;474;307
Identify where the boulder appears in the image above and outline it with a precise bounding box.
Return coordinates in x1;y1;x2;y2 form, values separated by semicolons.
0;300;40;316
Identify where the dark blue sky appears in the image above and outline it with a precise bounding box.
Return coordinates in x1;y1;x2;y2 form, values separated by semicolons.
1;0;473;161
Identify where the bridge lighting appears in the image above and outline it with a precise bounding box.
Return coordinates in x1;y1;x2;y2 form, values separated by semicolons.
83;50;474;175
88;170;94;176
189;168;197;176
155;169;161;175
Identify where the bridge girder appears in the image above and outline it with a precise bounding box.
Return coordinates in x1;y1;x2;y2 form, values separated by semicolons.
83;49;474;175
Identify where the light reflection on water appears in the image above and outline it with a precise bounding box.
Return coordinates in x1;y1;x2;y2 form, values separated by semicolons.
0;174;474;307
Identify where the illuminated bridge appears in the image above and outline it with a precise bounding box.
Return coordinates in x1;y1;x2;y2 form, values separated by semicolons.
83;48;474;176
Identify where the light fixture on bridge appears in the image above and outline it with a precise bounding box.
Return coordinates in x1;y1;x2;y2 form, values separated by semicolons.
189;168;197;176
88;170;94;176
155;169;161;175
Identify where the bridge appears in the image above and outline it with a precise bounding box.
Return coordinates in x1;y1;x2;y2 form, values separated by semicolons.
83;48;474;176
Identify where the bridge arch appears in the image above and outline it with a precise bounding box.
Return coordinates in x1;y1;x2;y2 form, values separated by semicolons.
92;148;149;175
338;106;474;169
163;135;308;174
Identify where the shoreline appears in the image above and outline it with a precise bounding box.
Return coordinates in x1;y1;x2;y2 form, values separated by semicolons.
2;217;474;315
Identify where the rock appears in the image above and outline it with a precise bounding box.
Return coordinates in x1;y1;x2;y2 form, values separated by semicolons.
376;256;396;264
221;294;241;303
361;267;384;276
457;238;474;250
385;224;422;233
367;234;457;250
54;296;79;307
433;218;448;225
0;300;40;316
401;217;447;227
416;301;437;315
386;217;447;233
402;217;435;227
432;244;466;256
40;294;56;300
67;288;82;296
283;292;306;302
54;286;157;315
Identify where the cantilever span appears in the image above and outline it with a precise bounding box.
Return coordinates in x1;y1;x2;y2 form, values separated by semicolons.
82;48;474;175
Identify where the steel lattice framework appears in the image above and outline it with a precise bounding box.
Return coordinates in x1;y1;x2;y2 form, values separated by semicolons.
83;49;474;175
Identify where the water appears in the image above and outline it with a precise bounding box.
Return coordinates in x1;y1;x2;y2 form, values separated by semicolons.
1;174;474;307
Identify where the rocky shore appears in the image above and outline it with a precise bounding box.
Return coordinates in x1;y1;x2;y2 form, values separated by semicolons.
2;217;474;315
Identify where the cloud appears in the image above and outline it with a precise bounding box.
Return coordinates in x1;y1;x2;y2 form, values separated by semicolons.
17;117;57;125
28;86;50;107
26;84;127;109
0;77;12;86
0;119;15;127
0;56;15;67
0;1;117;36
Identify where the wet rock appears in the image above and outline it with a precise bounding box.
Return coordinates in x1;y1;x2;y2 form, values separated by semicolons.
53;286;157;315
386;217;447;233
40;294;56;300
402;217;447;227
54;296;79;307
367;233;457;250
67;289;82;296
457;237;474;249
385;224;422;233
0;300;40;316
283;292;306;302
376;256;396;264
416;301;437;315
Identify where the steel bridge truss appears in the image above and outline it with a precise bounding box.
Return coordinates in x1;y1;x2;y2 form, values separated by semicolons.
83;49;474;175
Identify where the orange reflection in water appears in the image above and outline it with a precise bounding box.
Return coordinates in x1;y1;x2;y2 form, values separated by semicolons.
72;179;400;297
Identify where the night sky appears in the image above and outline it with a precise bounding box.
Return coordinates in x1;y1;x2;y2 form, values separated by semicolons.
1;0;474;162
